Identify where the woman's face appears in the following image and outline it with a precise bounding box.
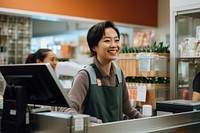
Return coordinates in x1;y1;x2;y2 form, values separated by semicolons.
93;27;121;64
38;51;57;70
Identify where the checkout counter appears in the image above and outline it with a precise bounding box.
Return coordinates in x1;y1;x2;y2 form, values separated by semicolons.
32;109;200;133
32;99;200;133
0;105;200;133
0;64;200;133
30;99;200;133
156;99;200;113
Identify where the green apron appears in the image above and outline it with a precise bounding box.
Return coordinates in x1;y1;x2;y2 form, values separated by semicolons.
83;64;123;123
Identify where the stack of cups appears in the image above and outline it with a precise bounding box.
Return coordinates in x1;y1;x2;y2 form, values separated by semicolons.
142;105;152;117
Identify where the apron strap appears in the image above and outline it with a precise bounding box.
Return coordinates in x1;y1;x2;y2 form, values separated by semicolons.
90;64;102;79
83;64;122;85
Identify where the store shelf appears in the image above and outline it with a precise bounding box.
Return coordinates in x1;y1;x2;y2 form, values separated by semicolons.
170;1;200;99
0;14;32;64
117;51;170;103
117;52;169;77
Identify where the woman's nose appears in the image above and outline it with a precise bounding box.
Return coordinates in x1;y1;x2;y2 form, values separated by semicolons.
54;60;57;65
111;40;117;47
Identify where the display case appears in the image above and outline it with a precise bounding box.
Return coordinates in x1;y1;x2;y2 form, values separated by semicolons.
117;52;170;102
116;42;170;110
170;0;200;99
0;14;32;64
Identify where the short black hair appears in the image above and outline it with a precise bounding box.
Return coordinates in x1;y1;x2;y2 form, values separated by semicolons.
87;21;120;57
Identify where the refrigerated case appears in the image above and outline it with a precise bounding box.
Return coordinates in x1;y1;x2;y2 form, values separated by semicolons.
170;0;200;99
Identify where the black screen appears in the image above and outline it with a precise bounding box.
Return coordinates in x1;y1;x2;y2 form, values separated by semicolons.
0;63;72;107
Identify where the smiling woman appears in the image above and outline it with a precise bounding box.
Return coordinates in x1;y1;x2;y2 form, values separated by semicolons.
25;48;57;70
59;21;143;123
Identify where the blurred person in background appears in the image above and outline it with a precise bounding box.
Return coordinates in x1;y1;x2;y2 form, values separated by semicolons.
192;72;200;101
25;48;57;70
25;48;84;89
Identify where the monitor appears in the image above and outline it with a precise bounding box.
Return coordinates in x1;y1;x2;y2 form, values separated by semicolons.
0;63;72;107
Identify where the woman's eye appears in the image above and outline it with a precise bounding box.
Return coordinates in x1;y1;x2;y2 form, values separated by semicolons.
50;58;56;61
104;40;110;42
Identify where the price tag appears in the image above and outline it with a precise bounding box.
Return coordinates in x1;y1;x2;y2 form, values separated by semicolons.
10;109;16;115
74;118;84;131
136;85;147;102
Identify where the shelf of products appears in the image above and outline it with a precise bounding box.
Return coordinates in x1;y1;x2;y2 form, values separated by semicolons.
116;42;170;108
170;1;200;99
170;4;200;100
0;14;32;64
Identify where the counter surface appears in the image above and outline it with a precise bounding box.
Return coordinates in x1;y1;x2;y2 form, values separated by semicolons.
88;110;200;133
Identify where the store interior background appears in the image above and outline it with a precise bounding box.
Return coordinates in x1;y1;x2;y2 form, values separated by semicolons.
0;0;169;65
32;0;169;64
32;0;170;65
1;3;200;128
0;0;173;99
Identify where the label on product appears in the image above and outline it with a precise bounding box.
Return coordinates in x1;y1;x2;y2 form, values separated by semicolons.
74;117;84;131
136;85;147;102
138;58;150;71
10;109;16;115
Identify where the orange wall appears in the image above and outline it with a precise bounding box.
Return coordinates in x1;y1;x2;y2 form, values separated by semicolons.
0;0;158;27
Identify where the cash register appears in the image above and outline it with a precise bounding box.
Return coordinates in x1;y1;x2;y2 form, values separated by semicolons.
0;63;72;133
156;99;200;113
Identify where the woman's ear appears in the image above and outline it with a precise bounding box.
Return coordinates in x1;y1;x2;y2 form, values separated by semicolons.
36;59;42;63
92;47;96;52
